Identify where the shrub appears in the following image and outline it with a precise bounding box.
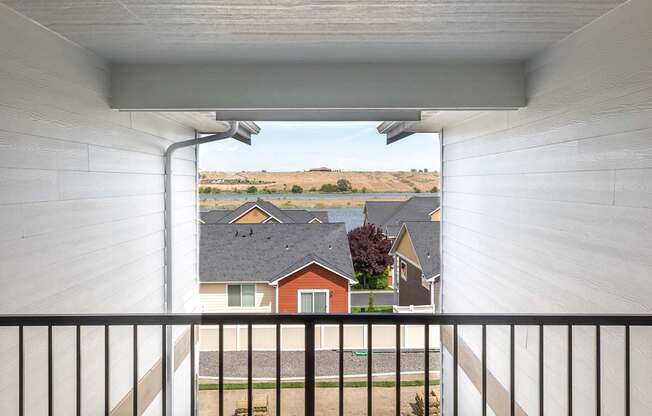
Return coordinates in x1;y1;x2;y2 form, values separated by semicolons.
246;186;258;194
336;178;352;192
429;186;440;193
319;183;338;193
291;185;303;194
413;187;422;193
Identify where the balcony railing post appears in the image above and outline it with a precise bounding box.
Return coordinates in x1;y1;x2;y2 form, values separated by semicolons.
305;322;315;416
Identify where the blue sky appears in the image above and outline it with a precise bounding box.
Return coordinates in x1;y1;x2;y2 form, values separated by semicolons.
198;121;440;172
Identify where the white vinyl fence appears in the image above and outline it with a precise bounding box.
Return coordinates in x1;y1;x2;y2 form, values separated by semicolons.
199;324;440;352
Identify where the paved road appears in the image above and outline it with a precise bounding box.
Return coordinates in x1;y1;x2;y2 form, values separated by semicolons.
200;350;439;378
350;291;394;307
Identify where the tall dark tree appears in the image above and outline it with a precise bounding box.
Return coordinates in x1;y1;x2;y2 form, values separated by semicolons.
347;224;393;287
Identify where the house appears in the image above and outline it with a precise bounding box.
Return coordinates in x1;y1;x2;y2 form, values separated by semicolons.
199;223;356;313
363;196;440;239
389;222;440;312
363;196;440;287
201;198;328;224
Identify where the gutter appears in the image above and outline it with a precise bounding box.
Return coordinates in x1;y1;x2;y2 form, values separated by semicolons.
163;120;240;416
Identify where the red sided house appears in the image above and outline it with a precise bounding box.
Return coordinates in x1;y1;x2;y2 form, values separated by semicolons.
199;223;356;313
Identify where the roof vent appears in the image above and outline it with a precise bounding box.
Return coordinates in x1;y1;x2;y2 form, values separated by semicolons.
235;230;239;237
328;244;332;249
285;244;289;250
249;228;253;236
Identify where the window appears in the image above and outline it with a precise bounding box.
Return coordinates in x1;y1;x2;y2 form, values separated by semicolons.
227;284;255;307
400;260;407;280
299;290;329;313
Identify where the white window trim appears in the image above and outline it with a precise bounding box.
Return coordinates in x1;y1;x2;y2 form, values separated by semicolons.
297;289;330;313
226;283;256;308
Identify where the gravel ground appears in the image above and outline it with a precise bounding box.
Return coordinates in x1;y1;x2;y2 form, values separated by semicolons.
200;350;440;378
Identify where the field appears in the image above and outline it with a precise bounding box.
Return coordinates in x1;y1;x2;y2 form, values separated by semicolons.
199;170;439;193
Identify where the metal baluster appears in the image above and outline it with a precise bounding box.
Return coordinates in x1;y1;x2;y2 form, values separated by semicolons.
105;325;110;416
339;323;344;416
396;324;401;416
133;325;138;416
162;325;166;416
596;326;601;416
425;324;429;416
453;325;458;416
368;323;373;416
19;325;24;416
482;325;486;416
248;324;253;416
48;325;53;416
510;325;515;416
219;324;224;416
568;325;572;416
539;325;544;416
191;324;196;416
77;325;81;416
625;325;630;416
305;323;315;416
276;323;281;416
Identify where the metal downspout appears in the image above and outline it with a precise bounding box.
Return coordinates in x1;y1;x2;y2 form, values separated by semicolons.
163;121;239;416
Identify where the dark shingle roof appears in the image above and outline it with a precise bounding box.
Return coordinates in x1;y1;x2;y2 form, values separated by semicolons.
203;200;329;224
200;210;230;224
364;196;440;237
200;223;355;283
392;221;440;280
309;211;329;223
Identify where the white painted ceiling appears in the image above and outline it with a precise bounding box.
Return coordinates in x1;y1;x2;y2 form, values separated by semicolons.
2;0;625;64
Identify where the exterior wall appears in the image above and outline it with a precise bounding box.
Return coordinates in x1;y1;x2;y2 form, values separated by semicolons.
277;264;350;313
0;5;198;415
441;1;652;415
199;283;275;313
234;207;270;223
430;209;441;221
398;260;431;307
395;232;419;266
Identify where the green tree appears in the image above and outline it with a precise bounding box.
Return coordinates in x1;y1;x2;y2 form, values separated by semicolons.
430;186;440;193
246;186;258;194
336;178;352;192
319;183;338;193
413;186;422;193
291;185;303;193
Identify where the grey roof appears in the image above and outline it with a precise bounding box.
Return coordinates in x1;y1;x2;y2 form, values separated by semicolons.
200;223;355;283
364;196;440;237
217;199;296;223
200;210;230;224
392;221;440;280
204;199;328;224
309;211;329;223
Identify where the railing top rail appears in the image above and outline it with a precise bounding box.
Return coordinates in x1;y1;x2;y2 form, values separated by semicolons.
1;313;652;326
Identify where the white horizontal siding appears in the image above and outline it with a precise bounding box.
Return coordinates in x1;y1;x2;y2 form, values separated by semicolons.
0;4;199;416
441;1;652;416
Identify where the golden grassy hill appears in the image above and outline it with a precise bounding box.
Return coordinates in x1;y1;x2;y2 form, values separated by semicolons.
199;170;439;193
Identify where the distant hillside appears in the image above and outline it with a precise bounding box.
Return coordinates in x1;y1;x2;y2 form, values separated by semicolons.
199;171;439;193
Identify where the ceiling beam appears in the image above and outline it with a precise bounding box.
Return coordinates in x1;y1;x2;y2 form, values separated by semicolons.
110;63;525;115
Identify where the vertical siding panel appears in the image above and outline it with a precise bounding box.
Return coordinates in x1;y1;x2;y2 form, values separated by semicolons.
441;2;652;416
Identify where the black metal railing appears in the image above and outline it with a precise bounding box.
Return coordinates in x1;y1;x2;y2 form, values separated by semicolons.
1;313;650;416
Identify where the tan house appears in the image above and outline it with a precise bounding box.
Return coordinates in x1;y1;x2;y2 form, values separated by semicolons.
201;198;328;224
389;221;441;312
363;196;440;287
